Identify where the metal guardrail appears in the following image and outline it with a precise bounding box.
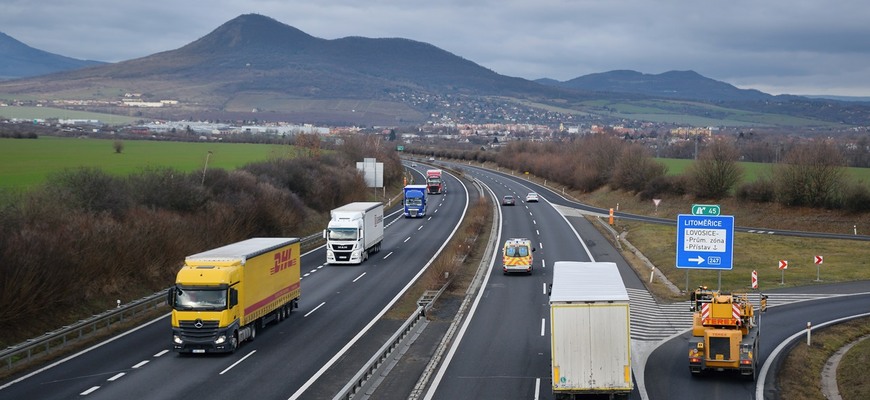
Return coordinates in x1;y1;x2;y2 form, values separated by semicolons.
1;232;324;373
332;306;428;400
0;290;167;371
333;280;450;400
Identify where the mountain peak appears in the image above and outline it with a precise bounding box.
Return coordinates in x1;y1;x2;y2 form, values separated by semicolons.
181;13;317;54
0;31;104;79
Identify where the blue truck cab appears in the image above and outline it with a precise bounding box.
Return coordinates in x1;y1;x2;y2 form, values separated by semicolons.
403;184;428;218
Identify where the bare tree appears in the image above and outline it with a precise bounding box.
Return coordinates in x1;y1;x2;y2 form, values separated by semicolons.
113;140;124;154
686;138;743;199
773;140;847;208
610;143;667;192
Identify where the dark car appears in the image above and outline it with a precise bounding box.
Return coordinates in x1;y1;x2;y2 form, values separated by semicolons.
502;195;515;206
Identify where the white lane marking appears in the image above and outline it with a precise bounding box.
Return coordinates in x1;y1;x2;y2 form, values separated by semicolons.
80;386;100;395
539;242;543;249
132;360;148;369
305;302;326;317
0;313;169;391
384;251;394;259
404;237;411;243
536;230;540;236
219;350;256;375
541;258;546;268
533;220;537;225
542;283;547;295
153;350;169;357
303;273;311;277
428;216;433;220
535;378;541;400
353;273;366;282
541;318;546;336
309;269;317;274
418;226;423;230
107;372;125;382
317;265;324;269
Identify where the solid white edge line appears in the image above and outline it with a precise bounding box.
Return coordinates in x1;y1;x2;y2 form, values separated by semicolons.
422;180;502;400
0;313;169;391
756;310;870;400
219;350;256;375
289;170;470;400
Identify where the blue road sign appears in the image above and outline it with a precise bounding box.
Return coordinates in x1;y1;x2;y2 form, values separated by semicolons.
676;214;734;270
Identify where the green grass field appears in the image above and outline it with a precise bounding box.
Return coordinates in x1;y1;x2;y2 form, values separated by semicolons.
0;136;299;189
0;106;140;125
655;158;870;183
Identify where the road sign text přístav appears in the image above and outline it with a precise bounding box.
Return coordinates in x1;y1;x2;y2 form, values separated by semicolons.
676;214;734;270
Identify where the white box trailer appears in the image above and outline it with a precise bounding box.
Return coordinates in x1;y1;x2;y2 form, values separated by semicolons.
324;202;384;264
549;261;632;398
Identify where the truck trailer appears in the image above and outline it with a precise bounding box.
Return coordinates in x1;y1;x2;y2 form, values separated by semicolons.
324;202;384;264
403;184;428;218
549;261;633;399
168;237;301;354
426;169;444;194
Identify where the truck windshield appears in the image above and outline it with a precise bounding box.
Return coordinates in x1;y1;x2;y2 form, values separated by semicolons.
406;198;423;206
427;178;441;184
328;228;358;240
174;288;227;310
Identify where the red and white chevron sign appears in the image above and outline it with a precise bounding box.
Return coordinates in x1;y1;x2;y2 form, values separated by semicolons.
815;255;823;265
751;270;758;289
779;260;788;270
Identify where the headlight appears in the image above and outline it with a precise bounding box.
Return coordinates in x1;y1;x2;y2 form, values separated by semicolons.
215;335;226;344
173;335;183;344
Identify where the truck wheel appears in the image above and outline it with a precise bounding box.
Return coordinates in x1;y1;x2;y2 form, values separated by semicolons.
230;333;239;353
250;323;257;341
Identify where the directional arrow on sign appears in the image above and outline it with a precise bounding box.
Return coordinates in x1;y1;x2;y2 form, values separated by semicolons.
689;256;706;264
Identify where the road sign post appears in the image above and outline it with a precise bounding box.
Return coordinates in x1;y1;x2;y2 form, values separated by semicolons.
779;260;788;284
676;214;734;270
814;255;823;281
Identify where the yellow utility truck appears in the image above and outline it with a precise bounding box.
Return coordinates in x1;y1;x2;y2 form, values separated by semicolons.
688;287;763;379
169;237;301;354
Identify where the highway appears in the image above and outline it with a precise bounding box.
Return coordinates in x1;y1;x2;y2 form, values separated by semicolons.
421;161;870;400
2;160;868;400
0;167;469;400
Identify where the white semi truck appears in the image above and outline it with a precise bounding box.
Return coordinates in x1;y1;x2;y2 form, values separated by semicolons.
324;202;384;265
549;261;633;399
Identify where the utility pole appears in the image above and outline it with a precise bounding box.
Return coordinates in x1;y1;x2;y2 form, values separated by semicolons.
201;151;213;185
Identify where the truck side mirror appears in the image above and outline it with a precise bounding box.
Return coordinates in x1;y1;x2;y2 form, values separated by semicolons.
322;229;327;239
229;288;238;308
167;287;176;307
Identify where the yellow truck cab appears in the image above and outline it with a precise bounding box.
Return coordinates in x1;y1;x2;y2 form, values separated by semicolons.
502;238;535;274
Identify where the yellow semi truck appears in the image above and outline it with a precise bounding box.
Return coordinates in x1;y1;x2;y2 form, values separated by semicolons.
168;237;301;354
688;287;764;380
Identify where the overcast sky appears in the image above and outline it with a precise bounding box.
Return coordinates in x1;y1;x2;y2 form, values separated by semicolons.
3;0;869;97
